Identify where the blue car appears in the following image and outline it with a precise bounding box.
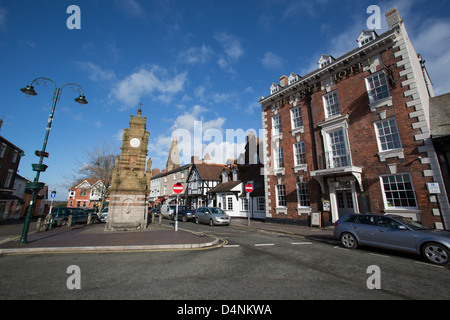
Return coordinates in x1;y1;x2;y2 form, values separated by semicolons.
334;214;450;265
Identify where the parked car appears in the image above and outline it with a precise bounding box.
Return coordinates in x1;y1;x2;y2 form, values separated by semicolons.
161;204;177;220
82;208;99;223
99;207;108;223
194;207;231;226
177;206;196;222
334;214;450;265
46;207;90;227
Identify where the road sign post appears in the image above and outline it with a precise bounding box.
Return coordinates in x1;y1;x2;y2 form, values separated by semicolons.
245;183;253;226
173;183;184;231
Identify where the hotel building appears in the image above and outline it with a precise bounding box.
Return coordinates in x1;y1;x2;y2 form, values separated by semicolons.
259;8;449;229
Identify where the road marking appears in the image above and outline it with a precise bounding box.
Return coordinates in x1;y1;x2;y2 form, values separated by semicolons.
291;242;313;245
223;245;240;248
254;243;275;247
369;253;390;258
414;261;444;269
334;246;350;251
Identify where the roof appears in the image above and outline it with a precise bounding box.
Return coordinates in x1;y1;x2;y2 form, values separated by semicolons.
194;163;226;181
260;27;397;105
151;163;191;180
208;181;241;193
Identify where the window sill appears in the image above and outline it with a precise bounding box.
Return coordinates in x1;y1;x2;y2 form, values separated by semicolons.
272;133;283;141
377;148;404;162
369;96;392;112
291;126;304;135
275;207;288;215
297;207;311;215
382;208;421;221
274;168;285;175
293;164;307;173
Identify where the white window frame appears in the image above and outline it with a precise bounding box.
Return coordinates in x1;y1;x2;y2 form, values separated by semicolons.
272;114;282;136
366;71;392;111
290;106;303;133
296;182;310;208
227;197;233;211
375;117;402;152
327;128;350;168
380;173;418;210
293;142;306;166
241;198;249;211
275;147;284;169
323;91;340;118
276;185;287;208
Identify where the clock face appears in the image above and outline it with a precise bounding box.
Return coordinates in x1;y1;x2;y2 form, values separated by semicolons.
130;138;141;148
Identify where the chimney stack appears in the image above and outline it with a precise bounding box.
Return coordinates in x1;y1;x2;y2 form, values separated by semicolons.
386;7;403;30
279;75;289;87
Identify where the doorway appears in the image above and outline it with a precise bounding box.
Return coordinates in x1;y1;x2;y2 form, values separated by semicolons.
336;190;356;218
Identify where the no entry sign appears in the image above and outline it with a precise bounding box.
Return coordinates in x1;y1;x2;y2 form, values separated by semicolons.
245;183;253;193
173;183;184;194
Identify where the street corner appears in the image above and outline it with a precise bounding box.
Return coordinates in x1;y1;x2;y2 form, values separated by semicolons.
0;222;224;255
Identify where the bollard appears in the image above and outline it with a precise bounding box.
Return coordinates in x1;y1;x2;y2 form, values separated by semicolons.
36;217;42;233
158;212;162;225
87;213;92;225
68;215;73;227
151;211;155;224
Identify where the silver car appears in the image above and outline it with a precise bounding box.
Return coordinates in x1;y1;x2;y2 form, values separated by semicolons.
194;207;231;226
334;214;450;265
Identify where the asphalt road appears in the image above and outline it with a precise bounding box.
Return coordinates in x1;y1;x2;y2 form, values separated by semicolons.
0;219;449;301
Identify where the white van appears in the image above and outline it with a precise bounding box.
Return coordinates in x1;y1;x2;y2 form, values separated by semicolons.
160;204;177;220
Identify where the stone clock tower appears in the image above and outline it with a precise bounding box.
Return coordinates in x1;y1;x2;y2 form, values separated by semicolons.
106;108;151;231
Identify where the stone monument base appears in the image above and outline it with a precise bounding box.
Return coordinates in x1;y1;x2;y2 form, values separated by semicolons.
105;193;147;231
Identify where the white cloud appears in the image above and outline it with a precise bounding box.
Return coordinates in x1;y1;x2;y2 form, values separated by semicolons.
110;65;187;109
411;19;450;95
214;32;244;72
76;61;117;83
178;44;214;64
261;52;284;70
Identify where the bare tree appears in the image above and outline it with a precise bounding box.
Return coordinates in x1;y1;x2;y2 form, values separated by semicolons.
70;141;117;212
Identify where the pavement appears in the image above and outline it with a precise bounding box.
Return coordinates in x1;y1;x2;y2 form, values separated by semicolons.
0;218;334;254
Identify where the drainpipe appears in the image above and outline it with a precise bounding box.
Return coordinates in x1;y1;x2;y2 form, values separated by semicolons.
305;93;319;170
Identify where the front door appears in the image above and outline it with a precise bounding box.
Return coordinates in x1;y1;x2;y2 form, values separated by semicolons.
336;190;355;218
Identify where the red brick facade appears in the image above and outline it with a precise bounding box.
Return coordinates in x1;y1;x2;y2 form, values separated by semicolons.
260;8;449;229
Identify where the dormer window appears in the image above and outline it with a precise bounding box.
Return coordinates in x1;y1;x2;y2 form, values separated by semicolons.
221;170;228;183
318;55;335;69
357;30;378;47
288;73;300;85
270;83;280;94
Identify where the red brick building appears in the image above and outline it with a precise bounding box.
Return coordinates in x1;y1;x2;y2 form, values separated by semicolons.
259;8;449;229
67;178;108;210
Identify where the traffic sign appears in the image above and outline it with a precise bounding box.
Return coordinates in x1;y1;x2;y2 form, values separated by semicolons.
245;183;253;193
173;183;184;194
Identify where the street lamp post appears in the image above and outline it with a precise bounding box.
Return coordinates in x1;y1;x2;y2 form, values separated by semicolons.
18;77;88;245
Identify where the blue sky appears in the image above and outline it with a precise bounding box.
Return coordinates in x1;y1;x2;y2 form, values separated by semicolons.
1;0;449;201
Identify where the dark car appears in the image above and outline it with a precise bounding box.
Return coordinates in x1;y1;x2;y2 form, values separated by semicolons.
177;206;195;222
45;207;90;227
334;214;450;265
